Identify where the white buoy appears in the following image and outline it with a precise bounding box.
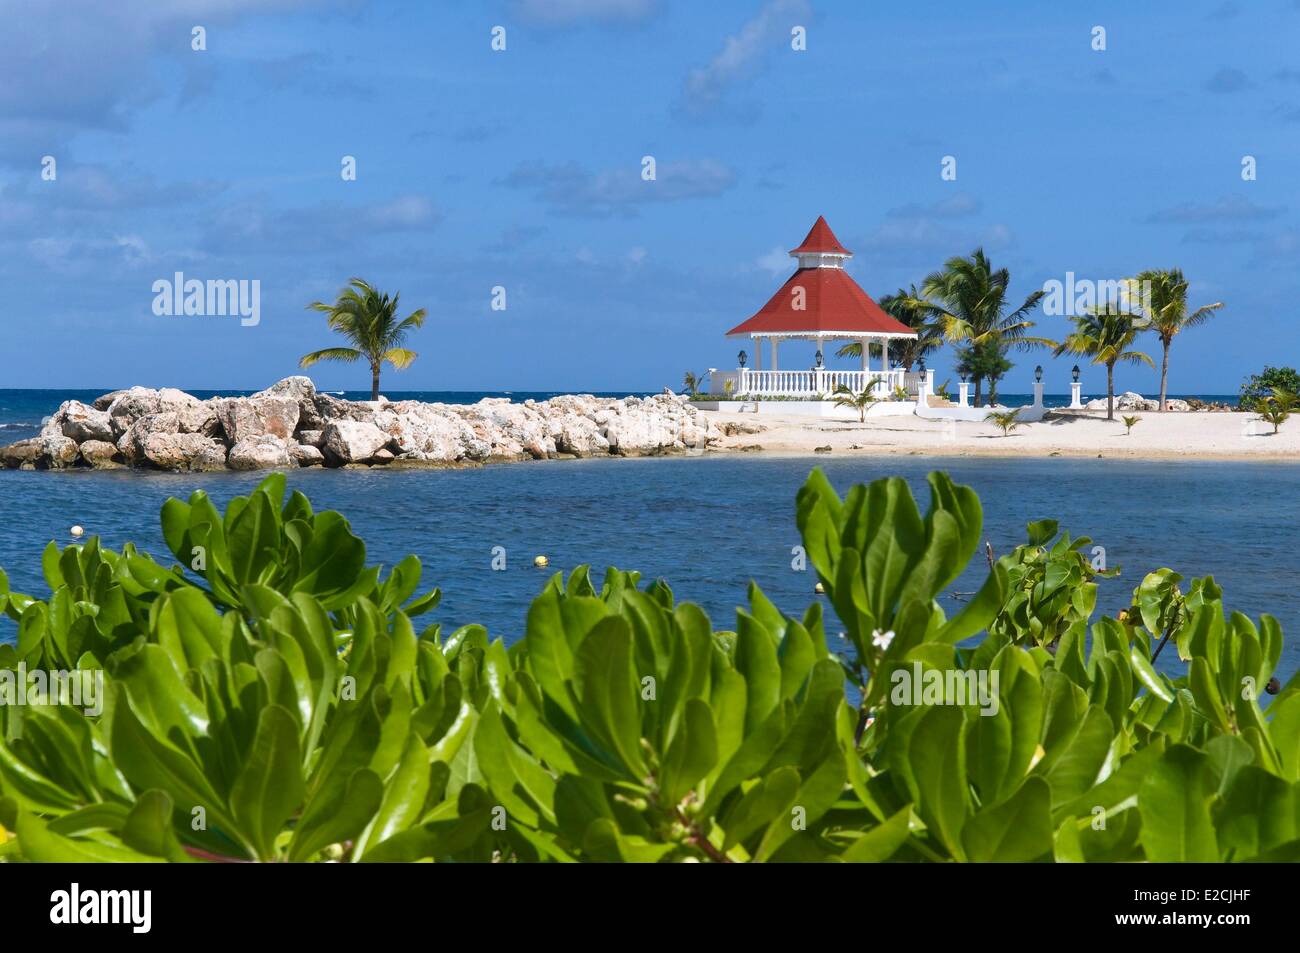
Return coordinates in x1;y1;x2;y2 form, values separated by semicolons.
534;555;549;568
70;525;84;538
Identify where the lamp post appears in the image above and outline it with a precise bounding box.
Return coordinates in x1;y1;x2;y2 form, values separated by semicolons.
958;372;970;409
1033;364;1044;409
1069;364;1083;409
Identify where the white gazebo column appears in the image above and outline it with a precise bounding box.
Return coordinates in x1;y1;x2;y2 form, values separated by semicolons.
771;338;779;371
878;337;889;395
754;336;761;372
859;338;868;375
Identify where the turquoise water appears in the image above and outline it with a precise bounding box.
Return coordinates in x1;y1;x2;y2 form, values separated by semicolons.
0;454;1294;684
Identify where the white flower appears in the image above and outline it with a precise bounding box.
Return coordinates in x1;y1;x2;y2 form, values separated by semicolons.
871;628;895;651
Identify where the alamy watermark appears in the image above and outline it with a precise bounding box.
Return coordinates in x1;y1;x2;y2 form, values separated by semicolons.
152;272;261;327
1041;273;1151;318
0;664;104;716
889;661;1000;716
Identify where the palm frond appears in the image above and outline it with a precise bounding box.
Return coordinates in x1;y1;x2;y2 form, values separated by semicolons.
383;347;419;370
299;347;362;367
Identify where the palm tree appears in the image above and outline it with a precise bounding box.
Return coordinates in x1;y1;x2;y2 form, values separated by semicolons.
1122;415;1141;435
955;340;1013;407
300;278;427;400
832;384;878;422
1257;388;1297;435
916;249;1050;407
1132;269;1224;411
1053;305;1154;421
835;285;942;371
985;408;1021;436
683;371;702;397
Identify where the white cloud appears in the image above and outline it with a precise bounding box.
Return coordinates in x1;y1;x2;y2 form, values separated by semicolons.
679;0;812;117
756;246;790;275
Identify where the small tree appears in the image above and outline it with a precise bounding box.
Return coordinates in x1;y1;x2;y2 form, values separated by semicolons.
833;384;878;423
1257;389;1297;434
1122;415;1141;435
722;379;736;399
1052;305;1153;421
301;278;426;400
985;408;1022;436
683;371;702;397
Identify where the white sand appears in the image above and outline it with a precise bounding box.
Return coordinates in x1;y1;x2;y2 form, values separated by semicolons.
702;407;1300;461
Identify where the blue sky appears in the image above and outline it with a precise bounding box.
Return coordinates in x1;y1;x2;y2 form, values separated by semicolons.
2;0;1299;394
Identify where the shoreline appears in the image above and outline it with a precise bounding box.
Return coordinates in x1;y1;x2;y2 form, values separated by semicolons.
700;406;1300;463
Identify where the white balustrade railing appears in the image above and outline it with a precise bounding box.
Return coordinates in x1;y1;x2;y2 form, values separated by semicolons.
736;368;907;398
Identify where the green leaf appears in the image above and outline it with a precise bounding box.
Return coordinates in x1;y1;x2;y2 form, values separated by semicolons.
840;804;914;862
573;617;647;778
229;704;304;861
907;705;970;860
1138;744;1219;862
962;776;1053;862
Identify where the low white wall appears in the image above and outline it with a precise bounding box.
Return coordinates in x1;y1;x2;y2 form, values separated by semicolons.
694;400;916;418
914;401;1048;423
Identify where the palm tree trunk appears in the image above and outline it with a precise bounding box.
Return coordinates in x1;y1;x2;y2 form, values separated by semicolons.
1159;338;1170;412
1106;362;1115;421
973;378;983;407
988;377;999;407
371;364;381;402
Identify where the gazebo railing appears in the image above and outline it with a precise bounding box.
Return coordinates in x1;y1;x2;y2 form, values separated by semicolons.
737;368;905;398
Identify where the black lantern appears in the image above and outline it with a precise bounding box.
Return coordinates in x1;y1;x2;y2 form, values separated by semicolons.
738;350;747;368
1071;364;1080;383
1034;364;1043;383
918;356;926;374
814;350;824;369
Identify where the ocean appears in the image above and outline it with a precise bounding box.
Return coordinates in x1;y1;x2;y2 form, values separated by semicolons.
0;447;1295;685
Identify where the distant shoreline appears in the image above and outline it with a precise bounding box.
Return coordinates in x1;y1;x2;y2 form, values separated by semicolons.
701;407;1300;463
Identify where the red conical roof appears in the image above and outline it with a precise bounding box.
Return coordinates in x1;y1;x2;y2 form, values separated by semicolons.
789;215;851;256
727;267;917;338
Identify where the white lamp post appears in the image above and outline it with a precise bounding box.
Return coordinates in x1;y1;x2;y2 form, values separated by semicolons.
1033;365;1044;409
1068;364;1083;409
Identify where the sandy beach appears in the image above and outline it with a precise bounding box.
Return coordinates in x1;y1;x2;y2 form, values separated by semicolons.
703;407;1300;461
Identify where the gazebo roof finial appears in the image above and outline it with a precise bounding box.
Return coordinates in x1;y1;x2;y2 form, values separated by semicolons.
789;215;851;258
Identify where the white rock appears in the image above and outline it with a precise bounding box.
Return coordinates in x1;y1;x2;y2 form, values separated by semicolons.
142;432;228;471
59;400;115;443
107;387;163;436
79;439;121;468
323;419;391;463
217;395;300;443
228;435;292;470
290;443;324;466
38;434;79;468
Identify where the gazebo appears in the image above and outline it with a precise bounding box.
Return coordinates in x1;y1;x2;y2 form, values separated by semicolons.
717;216;918;399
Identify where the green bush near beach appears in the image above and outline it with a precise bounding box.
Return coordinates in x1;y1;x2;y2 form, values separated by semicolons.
0;471;1297;862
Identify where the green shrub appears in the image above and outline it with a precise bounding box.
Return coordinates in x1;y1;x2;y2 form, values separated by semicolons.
0;470;1296;862
1240;366;1300;411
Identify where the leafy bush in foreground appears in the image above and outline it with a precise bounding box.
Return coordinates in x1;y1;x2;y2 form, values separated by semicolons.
0;470;1297;862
